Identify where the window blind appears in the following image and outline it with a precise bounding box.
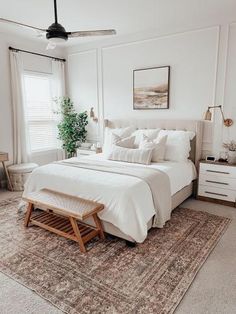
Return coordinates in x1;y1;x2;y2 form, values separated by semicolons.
23;72;59;152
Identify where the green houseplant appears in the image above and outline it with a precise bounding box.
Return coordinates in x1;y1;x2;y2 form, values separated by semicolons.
55;97;88;158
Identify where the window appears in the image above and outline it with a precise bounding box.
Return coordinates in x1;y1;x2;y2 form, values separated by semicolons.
23;72;59;152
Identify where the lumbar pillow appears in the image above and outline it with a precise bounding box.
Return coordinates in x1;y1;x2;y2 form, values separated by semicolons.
139;134;168;162
111;133;135;148
108;146;153;165
158;130;195;162
103;126;135;154
132;129;161;147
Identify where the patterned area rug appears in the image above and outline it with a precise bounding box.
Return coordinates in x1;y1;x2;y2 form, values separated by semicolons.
0;197;230;314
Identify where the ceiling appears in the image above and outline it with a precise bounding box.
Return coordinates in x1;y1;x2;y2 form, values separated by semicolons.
0;0;235;47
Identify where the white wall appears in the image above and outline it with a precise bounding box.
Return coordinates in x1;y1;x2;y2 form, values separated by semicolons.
68;50;100;142
0;33;66;185
66;16;236;159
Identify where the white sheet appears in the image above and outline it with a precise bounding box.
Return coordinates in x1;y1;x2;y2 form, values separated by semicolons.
23;154;196;243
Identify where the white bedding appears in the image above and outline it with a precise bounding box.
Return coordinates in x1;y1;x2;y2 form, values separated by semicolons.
23;154;196;243
87;154;197;195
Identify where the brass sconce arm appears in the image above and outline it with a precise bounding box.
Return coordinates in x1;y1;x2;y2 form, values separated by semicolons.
204;105;233;127
90;107;98;123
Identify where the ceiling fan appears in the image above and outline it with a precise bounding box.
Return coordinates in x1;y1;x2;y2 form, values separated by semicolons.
0;0;116;49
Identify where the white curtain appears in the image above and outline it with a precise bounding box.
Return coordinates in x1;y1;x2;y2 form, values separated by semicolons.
51;59;66;160
51;59;65;99
10;51;29;164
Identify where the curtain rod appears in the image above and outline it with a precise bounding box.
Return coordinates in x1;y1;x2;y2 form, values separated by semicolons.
9;46;66;62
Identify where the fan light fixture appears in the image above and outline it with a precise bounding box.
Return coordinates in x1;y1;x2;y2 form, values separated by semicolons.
0;0;116;50
204;105;233;127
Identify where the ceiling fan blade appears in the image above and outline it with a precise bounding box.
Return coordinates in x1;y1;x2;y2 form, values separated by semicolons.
0;18;46;32
67;29;116;38
46;42;57;50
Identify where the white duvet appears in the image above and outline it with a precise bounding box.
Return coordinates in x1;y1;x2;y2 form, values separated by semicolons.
23;154;196;243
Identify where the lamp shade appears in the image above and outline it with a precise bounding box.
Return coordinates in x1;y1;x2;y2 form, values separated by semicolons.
204;108;212;121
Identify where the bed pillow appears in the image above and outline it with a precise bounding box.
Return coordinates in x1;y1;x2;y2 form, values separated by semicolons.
111;133;135;148
108;145;153;165
132;129;161;147
158;130;195;162
103;126;135;153
139;134;168;162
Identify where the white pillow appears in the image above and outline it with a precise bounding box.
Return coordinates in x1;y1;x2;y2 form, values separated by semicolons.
132;129;161;147
103;126;135;154
139;134;168;162
108;145;153;165
111;133;135;148
158;130;195;162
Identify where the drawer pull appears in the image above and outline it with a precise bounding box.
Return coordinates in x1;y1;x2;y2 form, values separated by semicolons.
206;170;229;175
205;180;229;186
205;191;228;197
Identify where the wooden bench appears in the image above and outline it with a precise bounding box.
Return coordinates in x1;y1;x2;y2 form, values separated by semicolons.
22;189;105;253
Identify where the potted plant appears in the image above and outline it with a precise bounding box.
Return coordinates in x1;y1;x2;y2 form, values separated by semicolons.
55;97;88;158
223;140;236;164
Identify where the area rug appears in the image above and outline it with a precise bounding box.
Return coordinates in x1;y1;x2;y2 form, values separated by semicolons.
0;197;230;314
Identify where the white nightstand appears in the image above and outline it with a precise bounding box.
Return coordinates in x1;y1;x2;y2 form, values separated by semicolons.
197;160;236;207
76;148;102;157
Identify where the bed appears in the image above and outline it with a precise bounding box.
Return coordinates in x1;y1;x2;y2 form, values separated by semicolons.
23;119;204;243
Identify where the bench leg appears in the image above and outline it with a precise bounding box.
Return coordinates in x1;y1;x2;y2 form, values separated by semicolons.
24;203;33;227
93;213;105;240
69;217;86;253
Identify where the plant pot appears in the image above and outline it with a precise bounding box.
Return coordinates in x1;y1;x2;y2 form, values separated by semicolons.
228;150;236;164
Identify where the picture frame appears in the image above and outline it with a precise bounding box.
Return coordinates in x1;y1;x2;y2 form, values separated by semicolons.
133;65;170;110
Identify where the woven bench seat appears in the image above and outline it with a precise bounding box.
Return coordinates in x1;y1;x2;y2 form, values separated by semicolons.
22;189;105;252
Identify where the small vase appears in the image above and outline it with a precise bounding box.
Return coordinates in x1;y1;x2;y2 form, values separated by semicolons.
228;150;236;164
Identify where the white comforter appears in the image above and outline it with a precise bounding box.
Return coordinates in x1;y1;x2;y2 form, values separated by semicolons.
23;154;196;243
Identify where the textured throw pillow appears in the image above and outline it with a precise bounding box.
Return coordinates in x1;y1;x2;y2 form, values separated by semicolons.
108;146;153;165
158;130;195;162
139;134;168;162
103;126;135;154
132;129;161;147
111;133;135;148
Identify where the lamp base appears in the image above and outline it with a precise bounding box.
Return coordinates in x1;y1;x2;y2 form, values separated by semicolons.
224;119;233;127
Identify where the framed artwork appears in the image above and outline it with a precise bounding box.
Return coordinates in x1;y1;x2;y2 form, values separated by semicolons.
133;66;170;110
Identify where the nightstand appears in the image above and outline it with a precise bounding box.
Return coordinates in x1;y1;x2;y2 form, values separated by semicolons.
197;160;236;207
76;147;102;157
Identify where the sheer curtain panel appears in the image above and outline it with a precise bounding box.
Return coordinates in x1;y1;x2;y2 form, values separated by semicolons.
51;59;66;160
10;51;29;164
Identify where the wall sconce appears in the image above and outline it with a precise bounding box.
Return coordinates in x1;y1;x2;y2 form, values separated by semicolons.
204;105;233;127
90;107;98;123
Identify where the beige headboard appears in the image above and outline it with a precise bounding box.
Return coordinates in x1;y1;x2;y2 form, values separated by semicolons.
104;119;204;167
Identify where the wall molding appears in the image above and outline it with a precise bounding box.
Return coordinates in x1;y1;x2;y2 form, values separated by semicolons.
67;23;235;152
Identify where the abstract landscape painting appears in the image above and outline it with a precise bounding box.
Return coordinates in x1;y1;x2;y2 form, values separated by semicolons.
133;66;170;109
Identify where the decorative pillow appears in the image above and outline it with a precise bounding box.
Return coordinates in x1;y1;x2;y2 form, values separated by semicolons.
103;126;135;154
158;130;195;162
111;133;135;148
132;129;161;147
139;134;168;162
108;146;153;165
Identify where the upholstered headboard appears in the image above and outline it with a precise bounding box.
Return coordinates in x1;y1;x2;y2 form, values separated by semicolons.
104;119;204;167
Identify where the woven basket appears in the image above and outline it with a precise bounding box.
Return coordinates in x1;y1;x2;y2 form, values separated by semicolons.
8;163;38;191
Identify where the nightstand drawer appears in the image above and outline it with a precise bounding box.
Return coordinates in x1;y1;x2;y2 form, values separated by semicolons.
76;149;96;156
199;174;236;191
200;163;236;179
198;185;236;202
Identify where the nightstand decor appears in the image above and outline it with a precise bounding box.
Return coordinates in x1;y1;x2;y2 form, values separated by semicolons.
198;160;236;207
223;141;236;165
204;105;233;127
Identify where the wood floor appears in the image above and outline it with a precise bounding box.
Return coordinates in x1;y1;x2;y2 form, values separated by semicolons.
0;189;236;314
